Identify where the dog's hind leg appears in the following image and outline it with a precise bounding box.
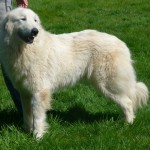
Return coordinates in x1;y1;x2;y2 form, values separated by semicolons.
96;82;135;123
115;95;135;124
91;52;137;123
31;89;51;139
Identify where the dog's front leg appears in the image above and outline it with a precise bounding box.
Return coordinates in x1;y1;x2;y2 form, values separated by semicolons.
32;89;51;139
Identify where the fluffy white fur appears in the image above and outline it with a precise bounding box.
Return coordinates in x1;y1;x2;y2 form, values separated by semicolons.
0;8;148;139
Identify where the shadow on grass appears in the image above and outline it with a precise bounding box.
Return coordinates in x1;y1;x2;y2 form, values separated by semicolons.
0;105;120;130
48;104;120;124
0;109;22;130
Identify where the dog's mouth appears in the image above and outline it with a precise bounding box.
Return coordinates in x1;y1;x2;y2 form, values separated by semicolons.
24;35;35;44
18;28;39;44
18;33;36;44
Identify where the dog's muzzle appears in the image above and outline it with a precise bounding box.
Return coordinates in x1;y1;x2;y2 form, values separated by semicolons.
26;28;39;44
18;28;39;44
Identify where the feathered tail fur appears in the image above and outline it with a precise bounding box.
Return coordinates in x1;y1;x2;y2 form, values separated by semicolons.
130;82;149;111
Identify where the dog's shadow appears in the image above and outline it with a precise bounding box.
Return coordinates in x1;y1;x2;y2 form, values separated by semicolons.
48;104;120;124
0;105;120;130
0;109;22;130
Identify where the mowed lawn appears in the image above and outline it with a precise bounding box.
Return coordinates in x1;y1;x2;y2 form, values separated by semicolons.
0;0;150;149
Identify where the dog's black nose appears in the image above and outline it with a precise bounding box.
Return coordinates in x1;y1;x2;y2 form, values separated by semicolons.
31;28;39;36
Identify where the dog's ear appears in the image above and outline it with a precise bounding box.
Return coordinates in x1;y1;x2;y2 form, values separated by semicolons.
3;14;14;34
1;13;14;44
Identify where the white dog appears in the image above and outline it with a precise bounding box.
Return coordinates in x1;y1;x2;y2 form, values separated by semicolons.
0;8;148;139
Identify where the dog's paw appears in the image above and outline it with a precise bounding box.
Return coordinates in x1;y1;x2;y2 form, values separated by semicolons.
126;114;135;124
33;123;49;140
34;131;44;140
33;128;47;140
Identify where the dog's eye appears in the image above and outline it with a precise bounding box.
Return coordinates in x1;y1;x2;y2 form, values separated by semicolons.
34;19;37;22
21;18;26;21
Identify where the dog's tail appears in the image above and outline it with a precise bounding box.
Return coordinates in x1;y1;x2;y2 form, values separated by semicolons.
129;82;149;111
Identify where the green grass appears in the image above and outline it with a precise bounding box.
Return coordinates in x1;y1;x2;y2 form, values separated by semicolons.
0;0;150;149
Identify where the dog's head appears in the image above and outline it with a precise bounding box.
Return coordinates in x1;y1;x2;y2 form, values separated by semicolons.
3;8;41;44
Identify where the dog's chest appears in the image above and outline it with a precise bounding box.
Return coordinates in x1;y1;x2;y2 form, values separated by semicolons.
6;50;40;91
